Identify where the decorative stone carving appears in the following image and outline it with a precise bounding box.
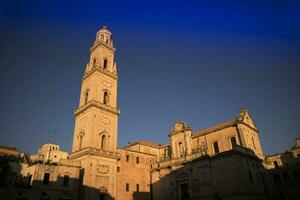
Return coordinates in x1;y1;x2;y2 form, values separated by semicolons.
102;81;112;88
101;117;110;125
174;122;186;132
97;164;109;174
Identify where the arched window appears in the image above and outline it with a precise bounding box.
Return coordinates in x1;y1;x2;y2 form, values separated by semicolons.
101;135;106;150
84;90;89;104
274;161;279;168
178;142;183;156
43;173;50;185
101;34;104;40
79;135;84;150
213;141;219;154
230;137;237;148
103;59;108;70
103;91;109;105
63;175;69;186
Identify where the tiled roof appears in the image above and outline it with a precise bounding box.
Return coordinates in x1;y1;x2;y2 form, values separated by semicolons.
0;146;19;152
126;140;162;148
193;119;238;137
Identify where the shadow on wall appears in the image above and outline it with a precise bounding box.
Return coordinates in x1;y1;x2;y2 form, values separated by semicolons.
1;179;115;200
132;192;151;200
0;154;115;200
0;152;150;200
148;147;299;200
1;149;300;200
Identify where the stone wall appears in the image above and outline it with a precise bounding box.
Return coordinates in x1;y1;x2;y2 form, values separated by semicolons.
117;148;156;200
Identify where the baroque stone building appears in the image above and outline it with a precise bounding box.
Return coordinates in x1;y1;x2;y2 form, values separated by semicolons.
1;26;299;200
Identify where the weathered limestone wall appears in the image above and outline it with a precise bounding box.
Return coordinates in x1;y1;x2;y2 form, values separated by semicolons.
116;149;156;200
193;126;240;156
151;150;267;200
19;159;81;200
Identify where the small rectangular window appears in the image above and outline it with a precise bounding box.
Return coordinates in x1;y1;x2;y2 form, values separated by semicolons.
126;183;129;192
213;141;219;154
230;137;237;148
136;184;140;192
126;155;129;162
43;173;50;185
136;157;139;164
28;174;32;185
274;161;279;168
63;175;69;186
117;167;120;172
99;194;106;200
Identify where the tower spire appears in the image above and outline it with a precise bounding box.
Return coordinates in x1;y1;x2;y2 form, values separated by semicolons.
69;27;120;198
84;26;117;78
71;26;120;152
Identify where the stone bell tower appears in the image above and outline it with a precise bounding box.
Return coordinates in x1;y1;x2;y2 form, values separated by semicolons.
69;26;120;200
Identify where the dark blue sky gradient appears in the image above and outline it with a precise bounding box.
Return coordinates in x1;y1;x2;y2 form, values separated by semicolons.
0;0;299;155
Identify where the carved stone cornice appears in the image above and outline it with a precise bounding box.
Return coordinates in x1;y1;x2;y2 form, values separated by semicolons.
193;118;259;139
68;147;120;160
82;67;118;81
90;41;115;53
74;100;120;116
169;128;192;137
237;121;259;132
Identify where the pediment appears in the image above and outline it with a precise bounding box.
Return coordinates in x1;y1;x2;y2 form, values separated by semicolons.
239;108;257;129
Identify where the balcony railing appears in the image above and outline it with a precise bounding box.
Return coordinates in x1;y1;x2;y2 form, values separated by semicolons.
69;147;120;160
75;100;120;116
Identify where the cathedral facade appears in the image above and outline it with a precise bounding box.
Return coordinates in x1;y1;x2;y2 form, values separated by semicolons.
1;27;300;200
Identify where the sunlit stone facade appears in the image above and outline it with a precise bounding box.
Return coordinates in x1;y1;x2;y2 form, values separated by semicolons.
66;26;268;200
69;26;119;200
1;27;299;200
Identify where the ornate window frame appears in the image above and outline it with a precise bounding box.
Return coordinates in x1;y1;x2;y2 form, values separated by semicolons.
102;89;111;105
99;131;109;150
77;131;85;150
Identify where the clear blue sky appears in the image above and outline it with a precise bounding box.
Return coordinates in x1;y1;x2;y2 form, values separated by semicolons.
0;0;299;155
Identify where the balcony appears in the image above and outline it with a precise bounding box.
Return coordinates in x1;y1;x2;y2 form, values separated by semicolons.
83;65;118;81
75;100;120;116
69;147;120;160
90;40;115;52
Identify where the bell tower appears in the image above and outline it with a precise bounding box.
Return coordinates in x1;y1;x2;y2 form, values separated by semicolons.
69;26;120;200
72;26;119;153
